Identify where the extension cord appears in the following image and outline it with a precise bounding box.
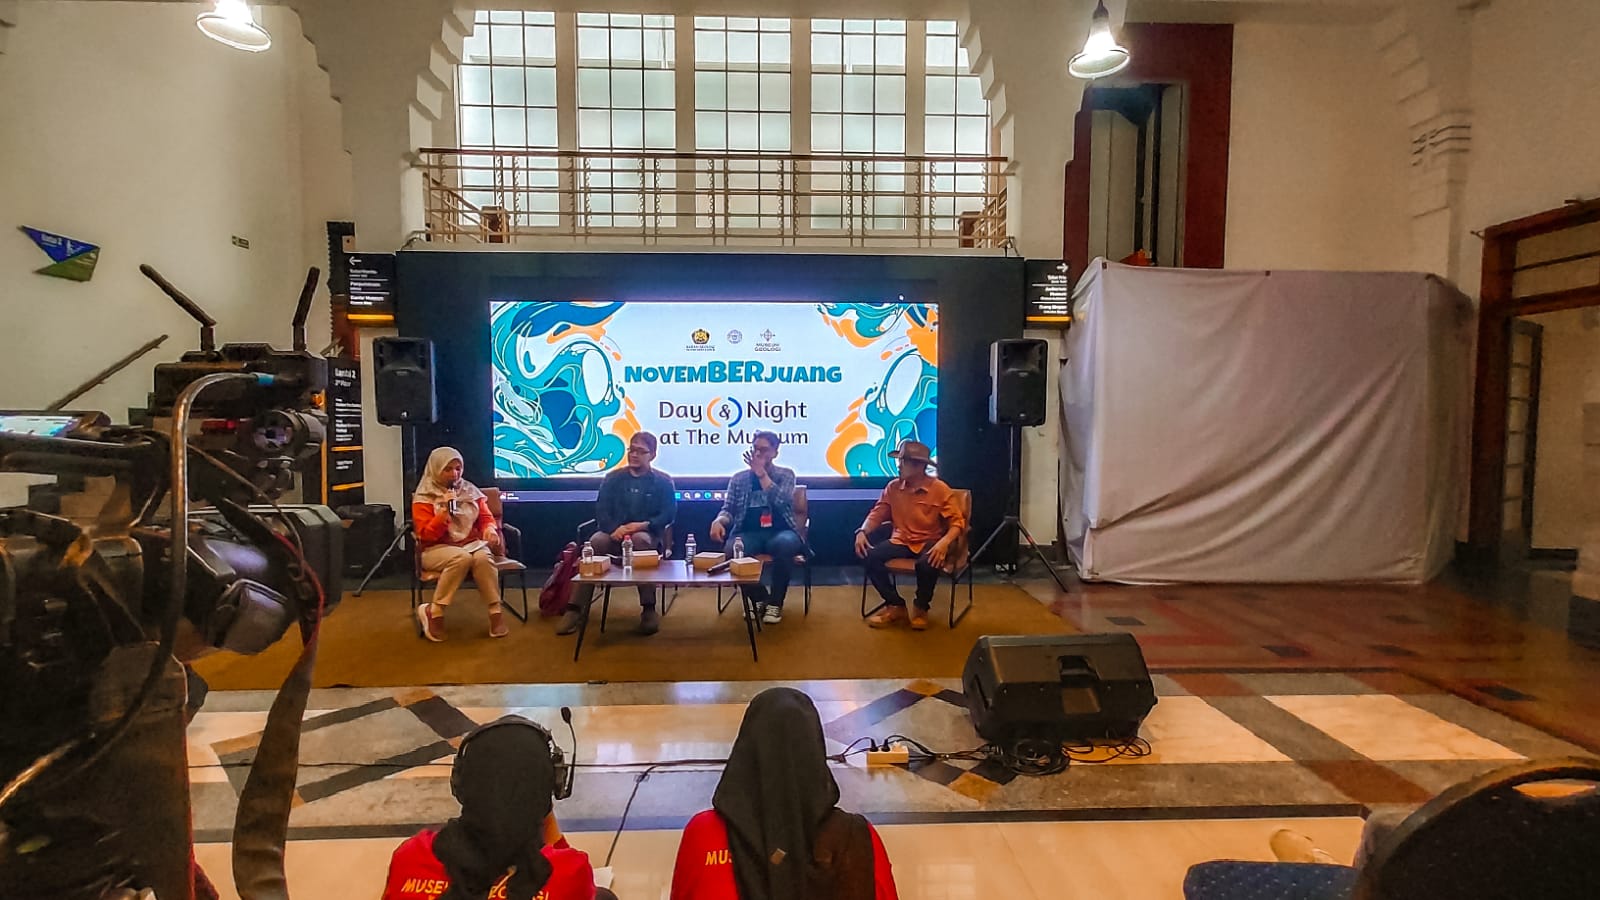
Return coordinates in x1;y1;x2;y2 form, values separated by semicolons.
866;743;910;766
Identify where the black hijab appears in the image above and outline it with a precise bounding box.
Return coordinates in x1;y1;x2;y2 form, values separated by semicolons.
712;688;874;900
436;717;557;900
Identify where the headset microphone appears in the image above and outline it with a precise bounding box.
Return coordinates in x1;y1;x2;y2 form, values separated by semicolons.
558;706;577;800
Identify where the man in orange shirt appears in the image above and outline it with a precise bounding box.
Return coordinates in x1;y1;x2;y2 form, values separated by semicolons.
853;440;966;630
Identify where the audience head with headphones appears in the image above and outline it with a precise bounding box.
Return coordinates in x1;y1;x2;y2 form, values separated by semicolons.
434;714;576;900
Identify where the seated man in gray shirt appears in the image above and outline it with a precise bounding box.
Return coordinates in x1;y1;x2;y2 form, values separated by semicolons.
557;431;676;636
709;431;804;625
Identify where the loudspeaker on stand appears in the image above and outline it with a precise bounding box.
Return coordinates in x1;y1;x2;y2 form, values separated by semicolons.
988;338;1048;427
373;336;438;426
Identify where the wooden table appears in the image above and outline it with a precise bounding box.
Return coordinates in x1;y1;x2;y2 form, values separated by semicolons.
572;559;764;661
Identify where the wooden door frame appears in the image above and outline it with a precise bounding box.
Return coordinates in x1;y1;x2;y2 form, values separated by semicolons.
1467;198;1600;556
1508;319;1543;550
1062;23;1234;276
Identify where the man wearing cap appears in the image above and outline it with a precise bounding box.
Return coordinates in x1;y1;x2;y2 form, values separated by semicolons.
854;440;967;630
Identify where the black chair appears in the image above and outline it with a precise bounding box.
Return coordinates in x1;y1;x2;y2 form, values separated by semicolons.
716;483;814;616
411;487;530;625
1183;756;1600;900
858;488;974;627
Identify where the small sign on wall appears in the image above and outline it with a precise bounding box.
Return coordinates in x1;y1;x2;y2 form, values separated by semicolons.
345;252;396;325
20;226;100;282
1024;259;1073;327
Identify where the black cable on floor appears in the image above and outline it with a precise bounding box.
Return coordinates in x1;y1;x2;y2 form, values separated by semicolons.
605;763;663;868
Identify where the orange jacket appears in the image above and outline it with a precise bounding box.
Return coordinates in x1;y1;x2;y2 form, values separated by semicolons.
413;497;496;548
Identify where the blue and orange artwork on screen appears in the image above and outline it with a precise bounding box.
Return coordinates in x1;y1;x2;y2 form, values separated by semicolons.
489;300;938;479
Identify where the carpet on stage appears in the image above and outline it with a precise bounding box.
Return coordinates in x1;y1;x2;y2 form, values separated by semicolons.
192;584;1072;690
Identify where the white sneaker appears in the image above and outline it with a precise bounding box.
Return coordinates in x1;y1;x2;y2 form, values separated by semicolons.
762;605;783;625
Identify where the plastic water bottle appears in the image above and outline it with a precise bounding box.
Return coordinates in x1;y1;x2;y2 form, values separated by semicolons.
621;533;634;569
732;536;745;560
581;541;594;564
685;534;697;567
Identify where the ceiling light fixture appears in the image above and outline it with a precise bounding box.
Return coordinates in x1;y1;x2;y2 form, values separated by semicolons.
1069;1;1130;80
197;0;272;53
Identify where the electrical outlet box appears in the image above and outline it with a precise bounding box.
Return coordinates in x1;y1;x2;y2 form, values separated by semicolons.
866;743;910;766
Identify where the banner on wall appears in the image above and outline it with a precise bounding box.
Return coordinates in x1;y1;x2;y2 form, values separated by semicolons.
20;226;100;282
489;300;939;480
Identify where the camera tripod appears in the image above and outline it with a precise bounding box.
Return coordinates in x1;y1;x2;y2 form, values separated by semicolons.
354;425;418;596
968;424;1072;592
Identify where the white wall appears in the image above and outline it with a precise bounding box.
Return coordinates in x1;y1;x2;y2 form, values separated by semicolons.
1456;0;1600;297
0;1;349;419
1225;21;1413;272
1526;309;1592;551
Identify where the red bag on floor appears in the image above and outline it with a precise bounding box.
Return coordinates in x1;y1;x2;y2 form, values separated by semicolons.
539;541;580;617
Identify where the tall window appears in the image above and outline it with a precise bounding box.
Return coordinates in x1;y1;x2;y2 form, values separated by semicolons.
449;13;1000;241
924;21;987;157
694;17;792;229
576;13;676;227
809;19;906;230
457;11;559;225
924;21;990;232
809;18;906;154
459;11;558;149
694;17;791;151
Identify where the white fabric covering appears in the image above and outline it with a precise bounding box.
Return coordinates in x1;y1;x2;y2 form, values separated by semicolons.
1060;262;1472;584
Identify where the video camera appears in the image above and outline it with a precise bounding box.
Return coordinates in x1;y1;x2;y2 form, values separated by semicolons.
0;266;344;900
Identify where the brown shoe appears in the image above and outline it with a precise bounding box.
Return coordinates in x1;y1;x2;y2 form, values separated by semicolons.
417;603;446;642
488;610;510;638
909;608;931;630
867;606;908;628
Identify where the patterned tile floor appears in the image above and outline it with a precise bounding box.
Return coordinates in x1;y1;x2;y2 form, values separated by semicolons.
191;562;1600;898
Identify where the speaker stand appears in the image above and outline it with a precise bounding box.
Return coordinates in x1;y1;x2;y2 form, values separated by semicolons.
969;425;1072;593
353;425;419;597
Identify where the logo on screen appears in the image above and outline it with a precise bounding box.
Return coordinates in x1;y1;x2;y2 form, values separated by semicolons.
691;329;710;345
726;329;743;344
706;397;744;428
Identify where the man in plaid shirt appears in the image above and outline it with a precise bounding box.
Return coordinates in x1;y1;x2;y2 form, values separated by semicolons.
709;431;807;624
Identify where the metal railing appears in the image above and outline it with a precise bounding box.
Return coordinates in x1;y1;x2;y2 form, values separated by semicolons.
418;147;1009;248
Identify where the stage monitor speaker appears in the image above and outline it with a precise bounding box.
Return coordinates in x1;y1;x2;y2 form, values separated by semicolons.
988;338;1047;426
962;633;1156;744
373;337;437;426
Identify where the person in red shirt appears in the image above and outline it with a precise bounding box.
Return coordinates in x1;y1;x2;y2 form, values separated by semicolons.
670;688;899;900
381;716;605;900
413;446;507;641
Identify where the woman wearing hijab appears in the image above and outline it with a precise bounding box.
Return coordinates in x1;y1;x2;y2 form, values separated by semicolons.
381;716;600;900
414;446;507;641
670;688;899;900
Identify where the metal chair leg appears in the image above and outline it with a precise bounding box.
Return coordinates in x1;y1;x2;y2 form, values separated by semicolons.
803;563;812;616
503;572;529;623
948;565;974;627
861;575;888;618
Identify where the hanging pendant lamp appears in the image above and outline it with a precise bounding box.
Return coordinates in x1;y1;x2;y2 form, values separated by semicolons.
197;0;272;53
1069;1;1131;80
